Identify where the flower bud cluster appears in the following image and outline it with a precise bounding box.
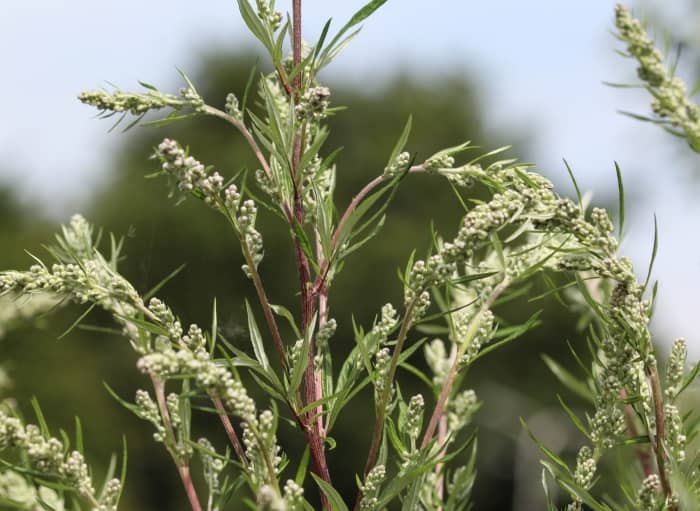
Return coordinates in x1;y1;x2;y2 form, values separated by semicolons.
459;310;494;365
301;156;334;223
262;77;292;129
436;163;484;188
154;139;224;205
295;86;331;122
637;474;661;511
289;339;304;369
573;446;596;489
424;339;454;386
589;405;626;449
0;411;119;509
405;394;424;441
317;318;337;348
79;88;181;116
166;392;181;428
139;295;285;486
282;479;304;511
0;291;60;340
665;338;687;399
360;464;386;511
0;216;143;338
237;200;264;276
135;389;167;442
373;304;398;340
0;470;64;511
198;438;224;497
615;5;700;145
79;84;203;116
225;92;243;121
384;152;411;178
664;404;686;463
243;410;282;486
425;153;455;172
373;348;391;399
447;389;478;433
256;0;282;30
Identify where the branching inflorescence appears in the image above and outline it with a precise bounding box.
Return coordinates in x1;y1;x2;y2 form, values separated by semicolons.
614;3;700;153
1;2;698;510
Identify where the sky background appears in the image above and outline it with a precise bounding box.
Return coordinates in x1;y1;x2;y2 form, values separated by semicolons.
1;0;699;354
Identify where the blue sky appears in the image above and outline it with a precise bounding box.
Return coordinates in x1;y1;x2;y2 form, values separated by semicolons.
1;0;698;353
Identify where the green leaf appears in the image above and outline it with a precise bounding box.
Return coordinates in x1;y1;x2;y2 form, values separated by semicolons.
542;355;594;402
323;0;388;61
387;115;412;166
614;161;625;238
311;473;349;511
270;303;301;338
245;300;270;372
241;58;259;116
295;446;311;486
520;418;571;475
30;398;50;437
57;303;96;340
236;0;272;53
291;219;318;272
144;263;187;300
118;435;128;506
74;416;84;454
471;310;542;363
289;314;316;394
556;395;590;438
562;158;582;210
642;214;658;292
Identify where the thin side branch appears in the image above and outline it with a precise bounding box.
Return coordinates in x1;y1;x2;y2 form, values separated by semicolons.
202;105;273;181
211;395;248;466
354;300;417;511
151;375;203;511
421;276;511;449
649;363;674;507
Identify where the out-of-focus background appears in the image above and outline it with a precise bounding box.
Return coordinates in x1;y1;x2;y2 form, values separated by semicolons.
1;1;698;509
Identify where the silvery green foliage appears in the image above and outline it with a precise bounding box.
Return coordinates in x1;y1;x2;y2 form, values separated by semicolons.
0;407;120;510
1;2;700;511
614;4;700;152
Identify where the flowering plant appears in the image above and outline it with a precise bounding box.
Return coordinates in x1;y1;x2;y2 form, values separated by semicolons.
1;2;698;510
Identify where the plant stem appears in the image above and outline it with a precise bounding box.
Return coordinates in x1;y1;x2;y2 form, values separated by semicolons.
649;362;674;507
151;375;203;511
435;414;447;511
421;277;510;449
211;395;248;466
289;2;332;507
312;164;426;294
202;105;272;180
354;300;417;511
241;241;289;370
620;389;653;478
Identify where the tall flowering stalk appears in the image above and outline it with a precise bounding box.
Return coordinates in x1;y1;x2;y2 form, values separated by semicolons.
1;2;699;510
614;3;700;153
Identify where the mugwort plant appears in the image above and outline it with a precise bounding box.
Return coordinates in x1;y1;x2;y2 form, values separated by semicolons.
1;2;699;510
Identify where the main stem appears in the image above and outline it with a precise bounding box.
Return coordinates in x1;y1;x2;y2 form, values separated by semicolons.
290;2;332;508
